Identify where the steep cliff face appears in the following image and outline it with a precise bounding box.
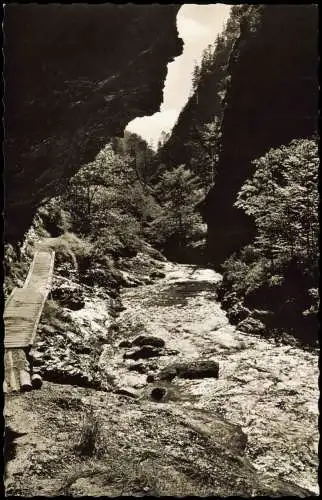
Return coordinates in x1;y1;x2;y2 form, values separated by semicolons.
200;5;318;265
4;4;182;243
158;26;235;174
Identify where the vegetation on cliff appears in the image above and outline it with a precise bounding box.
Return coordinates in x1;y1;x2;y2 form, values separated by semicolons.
219;139;319;345
5;4;318;346
3;6;319;497
201;4;318;262
157;5;247;184
157;5;319;345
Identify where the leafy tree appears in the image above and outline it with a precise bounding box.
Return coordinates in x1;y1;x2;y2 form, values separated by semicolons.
60;137;208;261
189;118;222;186
235;139;319;272
63;144;136;234
220;139;318;345
157;130;171;151
191;62;201;92
121;131;157;186
149;165;204;251
61;140;161;256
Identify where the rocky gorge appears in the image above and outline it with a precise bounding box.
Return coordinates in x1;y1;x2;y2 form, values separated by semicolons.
3;4;319;497
4;247;319;496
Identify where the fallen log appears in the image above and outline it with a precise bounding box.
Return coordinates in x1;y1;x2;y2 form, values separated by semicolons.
9;370;19;392
20;369;33;391
31;373;43;389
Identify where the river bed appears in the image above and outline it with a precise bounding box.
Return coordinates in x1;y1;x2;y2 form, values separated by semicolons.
118;261;319;494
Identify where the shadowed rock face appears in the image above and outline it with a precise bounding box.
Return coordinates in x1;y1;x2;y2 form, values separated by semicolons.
4;4;182;243
200;5;318;265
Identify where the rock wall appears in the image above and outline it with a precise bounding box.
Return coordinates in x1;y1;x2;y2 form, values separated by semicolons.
200;5;318;265
4;4;182;243
158;13;239;175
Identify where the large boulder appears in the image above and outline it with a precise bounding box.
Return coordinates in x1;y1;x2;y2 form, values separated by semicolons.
132;335;165;349
123;346;163;361
40;365;102;390
237;317;266;335
81;265;121;290
127;362;147;374
226;303;250;325
119;340;132;348
150;386;167;401
159;359;219;381
51;284;85;311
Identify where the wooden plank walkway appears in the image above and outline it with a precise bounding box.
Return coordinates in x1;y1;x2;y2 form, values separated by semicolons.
4;289;47;348
24;249;55;293
4;249;55;393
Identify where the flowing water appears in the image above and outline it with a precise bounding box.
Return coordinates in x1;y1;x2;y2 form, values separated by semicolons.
119;262;319;494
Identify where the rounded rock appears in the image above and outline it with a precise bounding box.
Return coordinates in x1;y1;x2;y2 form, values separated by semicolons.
150;387;167;401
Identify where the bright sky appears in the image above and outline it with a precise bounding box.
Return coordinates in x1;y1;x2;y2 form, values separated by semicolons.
126;4;231;148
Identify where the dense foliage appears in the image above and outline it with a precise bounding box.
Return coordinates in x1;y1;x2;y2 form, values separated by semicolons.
60;142;156;257
148;165;205;255
54;134;204;262
220;139;319;344
235;139;319;271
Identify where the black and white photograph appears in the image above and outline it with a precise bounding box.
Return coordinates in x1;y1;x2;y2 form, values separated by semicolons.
2;3;319;497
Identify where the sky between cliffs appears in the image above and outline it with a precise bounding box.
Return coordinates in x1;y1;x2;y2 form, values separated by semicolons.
126;4;231;148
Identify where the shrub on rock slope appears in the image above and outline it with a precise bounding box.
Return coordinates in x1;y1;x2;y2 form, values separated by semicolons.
220;139;319;345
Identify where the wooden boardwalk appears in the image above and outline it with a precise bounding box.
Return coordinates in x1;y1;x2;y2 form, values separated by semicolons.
4;249;55;393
